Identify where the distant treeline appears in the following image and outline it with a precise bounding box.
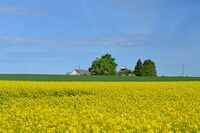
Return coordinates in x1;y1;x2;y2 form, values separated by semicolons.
88;54;157;76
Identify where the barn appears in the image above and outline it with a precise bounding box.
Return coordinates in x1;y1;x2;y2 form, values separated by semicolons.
69;69;91;76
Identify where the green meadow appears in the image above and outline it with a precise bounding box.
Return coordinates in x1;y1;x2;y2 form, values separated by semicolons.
0;74;199;82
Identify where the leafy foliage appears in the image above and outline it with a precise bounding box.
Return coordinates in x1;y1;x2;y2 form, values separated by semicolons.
89;54;118;75
133;59;143;76
141;59;157;76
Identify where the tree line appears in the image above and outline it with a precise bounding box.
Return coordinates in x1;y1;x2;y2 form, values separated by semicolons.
89;54;157;76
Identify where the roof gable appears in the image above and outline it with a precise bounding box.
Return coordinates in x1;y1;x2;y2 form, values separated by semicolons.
75;69;91;75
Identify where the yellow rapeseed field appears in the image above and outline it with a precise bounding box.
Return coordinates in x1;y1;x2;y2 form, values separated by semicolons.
0;81;200;132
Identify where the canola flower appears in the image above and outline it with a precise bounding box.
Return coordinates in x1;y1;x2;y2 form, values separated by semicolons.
0;81;200;132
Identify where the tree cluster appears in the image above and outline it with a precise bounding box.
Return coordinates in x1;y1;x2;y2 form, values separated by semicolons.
133;59;157;76
89;54;157;76
88;54;117;75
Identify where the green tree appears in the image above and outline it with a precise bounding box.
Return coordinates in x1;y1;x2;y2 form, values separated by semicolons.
133;59;143;76
89;54;118;75
141;59;157;76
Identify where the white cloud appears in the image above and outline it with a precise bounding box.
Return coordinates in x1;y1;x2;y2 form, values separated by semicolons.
0;34;193;48
0;35;138;47
0;6;47;16
106;0;161;13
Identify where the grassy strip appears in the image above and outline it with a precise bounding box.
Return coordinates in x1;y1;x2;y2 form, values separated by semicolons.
0;74;200;82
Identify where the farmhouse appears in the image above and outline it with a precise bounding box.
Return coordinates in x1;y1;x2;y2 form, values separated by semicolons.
69;69;91;76
118;66;134;77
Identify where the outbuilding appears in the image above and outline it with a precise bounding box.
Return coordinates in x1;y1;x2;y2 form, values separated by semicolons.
69;69;91;76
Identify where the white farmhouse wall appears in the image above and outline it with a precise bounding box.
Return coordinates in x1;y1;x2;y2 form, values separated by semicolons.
69;70;80;75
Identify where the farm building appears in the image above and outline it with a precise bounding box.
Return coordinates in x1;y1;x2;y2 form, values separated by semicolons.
69;69;91;76
118;66;134;77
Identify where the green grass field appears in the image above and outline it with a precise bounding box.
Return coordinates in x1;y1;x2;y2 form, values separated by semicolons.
0;74;200;82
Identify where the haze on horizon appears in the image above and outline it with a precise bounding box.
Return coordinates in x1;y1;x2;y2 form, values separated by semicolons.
0;0;200;76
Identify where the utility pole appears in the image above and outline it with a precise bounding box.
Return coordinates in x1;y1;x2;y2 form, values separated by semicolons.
24;67;28;81
182;64;184;77
25;67;27;74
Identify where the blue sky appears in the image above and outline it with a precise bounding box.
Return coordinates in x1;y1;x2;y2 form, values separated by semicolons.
0;0;200;76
